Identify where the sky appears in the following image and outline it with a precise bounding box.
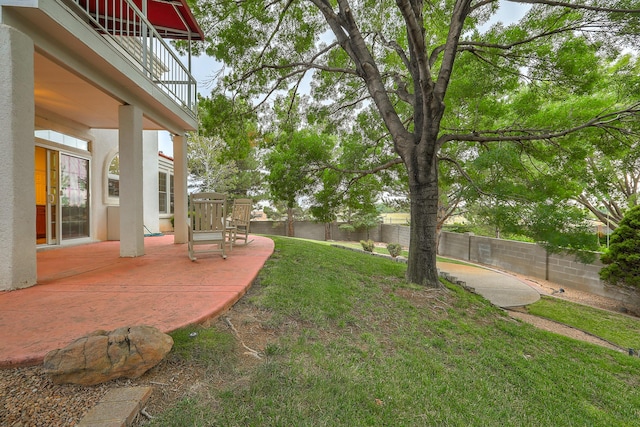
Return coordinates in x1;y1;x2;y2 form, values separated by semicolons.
159;1;531;156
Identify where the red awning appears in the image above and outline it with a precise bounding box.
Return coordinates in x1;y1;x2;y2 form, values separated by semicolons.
138;0;204;40
76;0;205;41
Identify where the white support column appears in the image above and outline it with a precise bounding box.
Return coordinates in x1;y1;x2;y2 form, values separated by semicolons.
142;131;159;234
118;105;145;257
0;25;36;290
173;133;188;243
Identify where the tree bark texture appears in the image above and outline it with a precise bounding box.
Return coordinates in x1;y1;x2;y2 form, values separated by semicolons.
287;207;295;237
325;223;332;241
405;148;442;288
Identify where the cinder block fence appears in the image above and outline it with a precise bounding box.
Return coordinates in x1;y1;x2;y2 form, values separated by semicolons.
250;221;640;309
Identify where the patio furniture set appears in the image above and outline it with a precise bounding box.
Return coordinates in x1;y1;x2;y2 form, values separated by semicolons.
187;192;253;261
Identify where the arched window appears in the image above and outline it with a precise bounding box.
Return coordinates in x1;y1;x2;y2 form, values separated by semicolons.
108;154;119;198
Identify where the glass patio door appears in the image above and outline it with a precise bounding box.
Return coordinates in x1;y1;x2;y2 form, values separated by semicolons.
59;153;90;240
35;147;59;245
35;148;90;244
48;150;59;244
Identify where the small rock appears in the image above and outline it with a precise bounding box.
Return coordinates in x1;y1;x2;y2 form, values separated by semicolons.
43;325;173;386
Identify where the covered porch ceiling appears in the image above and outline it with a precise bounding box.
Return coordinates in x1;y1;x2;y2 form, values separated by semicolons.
34;52;164;130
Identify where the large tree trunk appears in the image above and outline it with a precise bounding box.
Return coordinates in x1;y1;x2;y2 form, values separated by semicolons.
407;181;441;288
287;207;295;237
400;105;444;288
435;199;446;255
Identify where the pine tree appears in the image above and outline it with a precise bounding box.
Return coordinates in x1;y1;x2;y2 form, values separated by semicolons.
600;205;640;287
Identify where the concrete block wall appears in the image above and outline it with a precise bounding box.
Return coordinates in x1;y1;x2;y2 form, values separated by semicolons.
438;232;471;260
290;221;325;241
381;224;410;247
547;252;604;295
248;221;381;242
542;250;640;309
438;230;640;309
249;221;287;237
249;221;640;309
469;235;547;279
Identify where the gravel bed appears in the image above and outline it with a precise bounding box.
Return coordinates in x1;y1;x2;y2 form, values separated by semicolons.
0;354;210;426
0;366;110;426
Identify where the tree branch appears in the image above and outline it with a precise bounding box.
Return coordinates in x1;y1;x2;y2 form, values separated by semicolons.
439;103;640;145
324;157;404;175
510;0;640;14
237;41;358;83
258;0;294;62
396;0;431;84
374;32;411;70
459;24;583;51
434;1;473;105
573;194;621;229
439;155;495;198
470;0;497;13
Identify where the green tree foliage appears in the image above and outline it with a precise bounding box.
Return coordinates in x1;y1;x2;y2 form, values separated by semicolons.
456;137;602;257
187;134;238;192
600;205;640;287
263;93;387;236
264;129;335;236
189;0;640;287
197;92;263;197
543;55;640;230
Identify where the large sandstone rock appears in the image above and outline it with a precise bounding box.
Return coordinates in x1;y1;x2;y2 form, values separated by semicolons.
43;325;173;385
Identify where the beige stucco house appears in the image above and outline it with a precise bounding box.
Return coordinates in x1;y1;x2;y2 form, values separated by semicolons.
1;0;202;290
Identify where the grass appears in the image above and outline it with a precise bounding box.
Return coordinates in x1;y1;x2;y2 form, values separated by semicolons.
527;296;640;350
150;237;640;426
169;324;236;365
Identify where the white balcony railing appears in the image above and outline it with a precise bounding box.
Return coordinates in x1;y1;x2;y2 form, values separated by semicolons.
70;0;197;116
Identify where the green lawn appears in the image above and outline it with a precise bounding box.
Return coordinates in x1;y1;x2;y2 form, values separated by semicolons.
150;237;640;426
527;296;640;350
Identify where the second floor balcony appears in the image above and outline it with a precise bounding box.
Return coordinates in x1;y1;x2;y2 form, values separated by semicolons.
69;0;204;117
1;0;204;132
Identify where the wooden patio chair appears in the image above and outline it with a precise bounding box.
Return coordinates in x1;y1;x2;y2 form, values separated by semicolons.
188;192;231;261
228;198;254;246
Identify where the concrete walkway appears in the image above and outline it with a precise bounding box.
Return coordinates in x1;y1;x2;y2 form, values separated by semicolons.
438;261;540;308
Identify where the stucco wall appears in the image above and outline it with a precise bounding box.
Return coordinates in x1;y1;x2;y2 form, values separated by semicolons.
89;129;115;242
0;24;37;290
90;129;162;240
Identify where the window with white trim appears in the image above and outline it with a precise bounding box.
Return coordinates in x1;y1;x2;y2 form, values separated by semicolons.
159;171;168;213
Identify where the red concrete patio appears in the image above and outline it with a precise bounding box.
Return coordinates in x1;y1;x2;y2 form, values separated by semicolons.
0;234;274;368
